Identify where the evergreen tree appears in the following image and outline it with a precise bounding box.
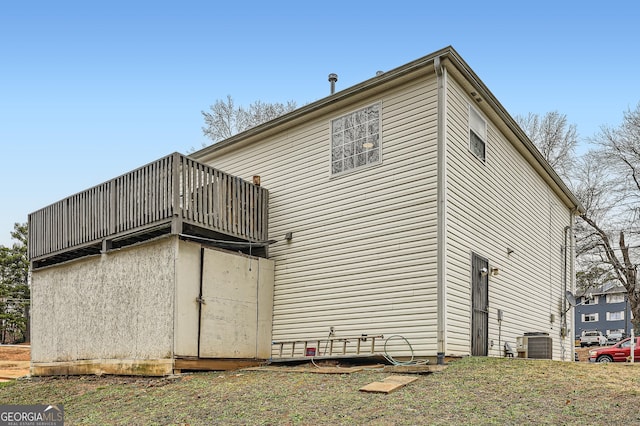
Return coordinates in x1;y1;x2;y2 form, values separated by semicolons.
0;223;29;343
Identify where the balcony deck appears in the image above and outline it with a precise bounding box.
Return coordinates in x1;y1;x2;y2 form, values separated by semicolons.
28;152;269;268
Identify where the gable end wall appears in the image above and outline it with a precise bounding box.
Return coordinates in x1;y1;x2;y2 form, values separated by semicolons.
199;73;440;356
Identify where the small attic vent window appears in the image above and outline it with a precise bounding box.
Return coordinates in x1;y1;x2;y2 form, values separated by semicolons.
469;105;486;162
331;102;381;175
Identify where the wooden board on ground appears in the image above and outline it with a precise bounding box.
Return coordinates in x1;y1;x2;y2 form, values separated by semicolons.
383;364;447;374
359;375;419;394
243;366;364;374
0;361;30;381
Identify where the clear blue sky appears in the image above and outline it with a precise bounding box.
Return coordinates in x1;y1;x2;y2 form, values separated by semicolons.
1;1;639;247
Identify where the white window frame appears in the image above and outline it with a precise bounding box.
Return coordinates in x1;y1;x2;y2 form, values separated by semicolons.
582;313;598;322
468;105;487;162
583;295;599;305
606;311;625;321
606;294;625;304
330;102;382;176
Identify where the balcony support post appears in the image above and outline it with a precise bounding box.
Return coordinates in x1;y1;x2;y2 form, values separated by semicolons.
101;239;113;254
171;152;183;235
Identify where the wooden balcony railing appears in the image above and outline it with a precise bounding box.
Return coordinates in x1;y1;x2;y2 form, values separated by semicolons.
28;152;269;261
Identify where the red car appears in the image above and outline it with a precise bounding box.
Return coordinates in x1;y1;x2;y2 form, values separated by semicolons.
589;337;640;363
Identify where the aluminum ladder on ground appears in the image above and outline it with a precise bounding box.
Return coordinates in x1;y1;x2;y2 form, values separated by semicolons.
271;334;384;361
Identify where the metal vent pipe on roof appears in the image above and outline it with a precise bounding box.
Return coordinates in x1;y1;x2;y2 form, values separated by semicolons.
328;73;338;94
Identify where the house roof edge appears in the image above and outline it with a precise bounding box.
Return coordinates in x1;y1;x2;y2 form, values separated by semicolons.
192;46;584;214
440;49;584;214
191;46;453;159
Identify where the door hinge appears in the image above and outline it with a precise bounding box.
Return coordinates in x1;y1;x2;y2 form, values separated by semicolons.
196;296;206;305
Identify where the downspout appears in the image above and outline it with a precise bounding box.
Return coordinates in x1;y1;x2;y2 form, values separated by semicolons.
435;56;447;364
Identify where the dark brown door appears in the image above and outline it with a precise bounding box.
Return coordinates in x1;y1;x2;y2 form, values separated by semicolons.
471;253;489;356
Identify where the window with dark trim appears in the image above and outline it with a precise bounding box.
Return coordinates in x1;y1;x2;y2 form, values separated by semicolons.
469;105;486;162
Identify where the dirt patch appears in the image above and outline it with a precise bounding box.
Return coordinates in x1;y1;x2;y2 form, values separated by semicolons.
0;345;30;361
0;345;30;380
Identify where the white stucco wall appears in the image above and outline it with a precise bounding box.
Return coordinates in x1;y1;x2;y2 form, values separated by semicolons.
31;236;176;363
32;234;275;371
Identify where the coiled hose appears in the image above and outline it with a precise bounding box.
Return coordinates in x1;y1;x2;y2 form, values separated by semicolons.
383;334;429;366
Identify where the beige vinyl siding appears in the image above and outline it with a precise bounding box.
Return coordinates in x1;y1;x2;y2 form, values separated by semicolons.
196;74;440;356
445;77;573;359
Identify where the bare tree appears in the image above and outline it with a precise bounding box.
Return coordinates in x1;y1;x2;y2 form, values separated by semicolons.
202;96;297;144
515;111;578;180
517;107;639;331
592;103;640;212
202;95;239;142
242;100;298;130
575;103;640;332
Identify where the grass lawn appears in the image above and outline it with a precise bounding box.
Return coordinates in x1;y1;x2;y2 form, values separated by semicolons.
1;357;640;425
